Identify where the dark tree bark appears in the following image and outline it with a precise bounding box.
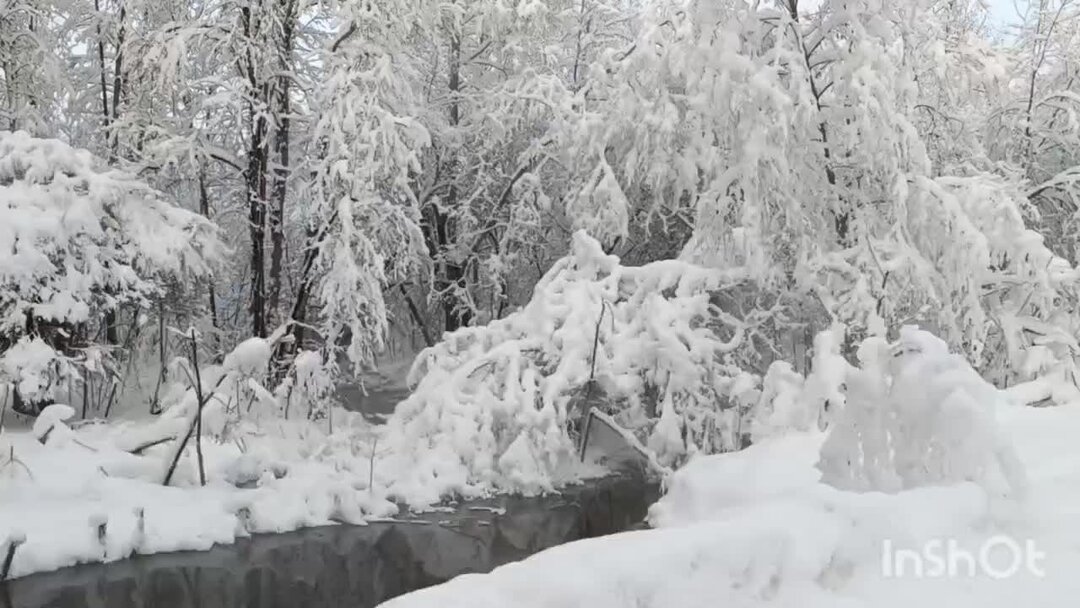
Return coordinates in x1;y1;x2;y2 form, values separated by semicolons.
241;5;270;339
108;3;126;161
247;116;269;339
198;168;221;357
420;21;472;333
399;284;435;347
785;0;849;245
268;0;296;328
94;0;120;345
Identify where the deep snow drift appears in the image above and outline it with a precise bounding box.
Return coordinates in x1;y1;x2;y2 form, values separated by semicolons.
384;329;1078;608
383;407;1080;607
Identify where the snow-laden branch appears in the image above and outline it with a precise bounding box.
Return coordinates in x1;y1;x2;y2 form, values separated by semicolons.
377;231;771;503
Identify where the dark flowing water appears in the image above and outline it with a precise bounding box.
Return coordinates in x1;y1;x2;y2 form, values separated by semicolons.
2;475;658;608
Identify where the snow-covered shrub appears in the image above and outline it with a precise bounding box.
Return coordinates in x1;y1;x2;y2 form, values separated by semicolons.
749;325;851;443
163;333;275;439
805;175;1080;405
0;131;223;412
158;329;341;449
818;326;1027;499
275;350;337;422
151;330;354;488
0;337;74;408
30;403;76;445
380;231;773;501
749;362;808;442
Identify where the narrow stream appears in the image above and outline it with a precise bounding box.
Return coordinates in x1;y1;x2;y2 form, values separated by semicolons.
3;385;659;608
3;475;658;608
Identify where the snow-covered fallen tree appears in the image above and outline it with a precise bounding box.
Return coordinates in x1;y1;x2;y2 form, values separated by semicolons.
379;231;780;503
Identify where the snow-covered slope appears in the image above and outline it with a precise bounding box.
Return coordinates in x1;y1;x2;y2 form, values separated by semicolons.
382;404;1080;607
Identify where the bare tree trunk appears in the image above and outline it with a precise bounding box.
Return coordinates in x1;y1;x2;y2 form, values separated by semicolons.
150;299;166;415
188;330;207;487
272;208;338;372
242;5;269;339
108;3;126;161
248;117;269;339
94;0;120;346
93;0;110;134
431;21;472;332
268;0;296;328
786;0;848;244
399;284;435;347
198;168;221;356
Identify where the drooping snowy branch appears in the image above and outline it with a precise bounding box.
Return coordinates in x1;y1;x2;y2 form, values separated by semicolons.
380;231;772;502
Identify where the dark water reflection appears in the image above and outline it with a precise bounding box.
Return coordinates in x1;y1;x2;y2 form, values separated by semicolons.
3;476;658;608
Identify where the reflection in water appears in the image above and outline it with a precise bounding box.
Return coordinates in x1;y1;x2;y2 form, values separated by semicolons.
3;476;658;608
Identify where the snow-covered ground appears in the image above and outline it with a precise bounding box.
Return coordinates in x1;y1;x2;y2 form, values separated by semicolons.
0;409;397;579
383;404;1080;607
0;397;613;580
0;383;611;580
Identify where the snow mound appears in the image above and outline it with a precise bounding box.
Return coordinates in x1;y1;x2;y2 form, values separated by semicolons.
647;432;825;528
819;326;1027;500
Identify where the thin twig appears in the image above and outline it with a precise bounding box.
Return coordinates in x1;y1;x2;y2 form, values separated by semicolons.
162;360;227;487
129;436;175;456
585;300;608;401
0;384;9;437
1;447;33;481
1;535;22;582
189;330;207;487
368;436;378;498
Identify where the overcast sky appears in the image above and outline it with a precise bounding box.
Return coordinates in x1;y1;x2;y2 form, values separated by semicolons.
987;0;1025;27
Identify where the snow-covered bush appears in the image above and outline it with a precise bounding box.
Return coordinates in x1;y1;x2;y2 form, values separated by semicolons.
145;329;354;491
749;325;850;442
743;324;1027;499
0;131;223;412
157;329;338;446
0;337;75;407
380;231;774;501
818;326;1027;499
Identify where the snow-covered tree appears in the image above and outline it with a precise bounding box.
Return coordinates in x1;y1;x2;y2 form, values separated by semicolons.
389;0;638;335
0;131;222;413
286;0;430;371
129;0;316;340
555;0;1080;401
0;0;65;134
987;1;1080;260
